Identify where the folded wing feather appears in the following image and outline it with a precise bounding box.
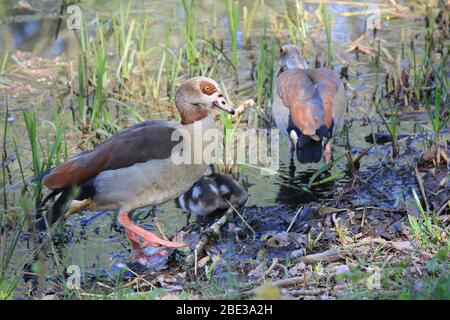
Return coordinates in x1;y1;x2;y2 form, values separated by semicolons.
42;124;180;189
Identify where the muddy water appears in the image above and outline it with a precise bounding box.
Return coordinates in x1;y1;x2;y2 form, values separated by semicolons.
0;1;447;298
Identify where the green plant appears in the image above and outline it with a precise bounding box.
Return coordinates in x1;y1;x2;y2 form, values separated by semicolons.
256;38;266;114
283;0;307;46
319;3;332;67
306;155;344;189
242;1;258;46
225;0;239;70
373;40;400;159
0;198;30;300
166;48;183;100
23;111;42;201
23;111;67;204
182;0;197;76
407;189;446;246
400;247;449;300
152;51;166;101
423;79;448;165
89;22;112;132
113;2;135;82
0;51;8;74
380;101;400;158
205;257;220;281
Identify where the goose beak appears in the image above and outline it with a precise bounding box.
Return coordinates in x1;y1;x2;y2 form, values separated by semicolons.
213;94;235;115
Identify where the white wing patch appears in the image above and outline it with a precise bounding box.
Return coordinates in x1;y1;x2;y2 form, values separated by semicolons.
192;185;202;199
219;184;230;195
209;183;219;195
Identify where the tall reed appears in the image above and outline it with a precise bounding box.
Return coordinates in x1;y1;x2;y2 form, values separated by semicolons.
257;38;266;114
23;111;42;201
320;3;333;67
243;1;258;46
0;198;29;300
225;0;239;70
283;0;307;45
23;111;67;203
182;0;197;76
0;51;8;74
423;84;448;164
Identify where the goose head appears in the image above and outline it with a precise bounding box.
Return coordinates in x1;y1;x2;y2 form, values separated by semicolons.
279;44;308;72
175;77;235;124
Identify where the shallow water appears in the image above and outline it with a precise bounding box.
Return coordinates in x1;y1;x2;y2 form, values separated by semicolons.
0;1;447;298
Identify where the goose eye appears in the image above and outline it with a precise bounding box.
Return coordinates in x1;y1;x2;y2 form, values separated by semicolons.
200;81;216;95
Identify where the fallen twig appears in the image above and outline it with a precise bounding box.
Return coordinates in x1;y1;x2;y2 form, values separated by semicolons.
286;288;327;297
294;247;343;264
185;211;230;266
225;198;255;236
257;258;279;282
286;206;303;233
152;216;169;241
414;166;430;213
437;201;449;216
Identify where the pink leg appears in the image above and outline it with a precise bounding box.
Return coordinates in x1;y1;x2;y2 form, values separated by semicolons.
118;211;188;248
324;143;332;164
126;229;145;250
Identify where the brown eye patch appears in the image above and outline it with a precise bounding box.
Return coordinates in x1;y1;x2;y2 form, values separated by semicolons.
200;81;217;95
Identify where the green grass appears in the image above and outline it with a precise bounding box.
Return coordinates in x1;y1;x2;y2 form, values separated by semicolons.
90;21;110;132
242;1;258;46
152;50;166;101
0;51;8;74
166;48;183;101
2;95;9;212
23;110;67;205
182;0;197;76
319;3;333;67
23;110;42;202
225;0;239;70
282;0;307;46
407;189;447;247
257;38;266;115
338;249;449;300
421;63;448;165
306;155;345;189
0;198;30;300
373;40;400;159
113;1;135;82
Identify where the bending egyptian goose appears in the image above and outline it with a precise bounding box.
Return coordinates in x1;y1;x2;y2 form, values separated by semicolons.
34;77;235;250
176;166;248;223
272;44;347;163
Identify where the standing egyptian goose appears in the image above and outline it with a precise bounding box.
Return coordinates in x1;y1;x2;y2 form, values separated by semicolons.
34;77;235;250
177;166;248;223
272;44;347;163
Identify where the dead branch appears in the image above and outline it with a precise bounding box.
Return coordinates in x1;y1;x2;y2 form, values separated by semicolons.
286;288;327;297
294;247;343;264
185;211;229;266
414;166;430;213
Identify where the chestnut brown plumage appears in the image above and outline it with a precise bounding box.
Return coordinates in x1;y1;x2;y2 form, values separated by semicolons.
272;44;347;163
34;77;235;251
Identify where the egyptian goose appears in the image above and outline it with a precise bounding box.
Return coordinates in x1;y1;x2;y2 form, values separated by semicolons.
272;44;347;163
176;166;248;223
34;77;235;250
